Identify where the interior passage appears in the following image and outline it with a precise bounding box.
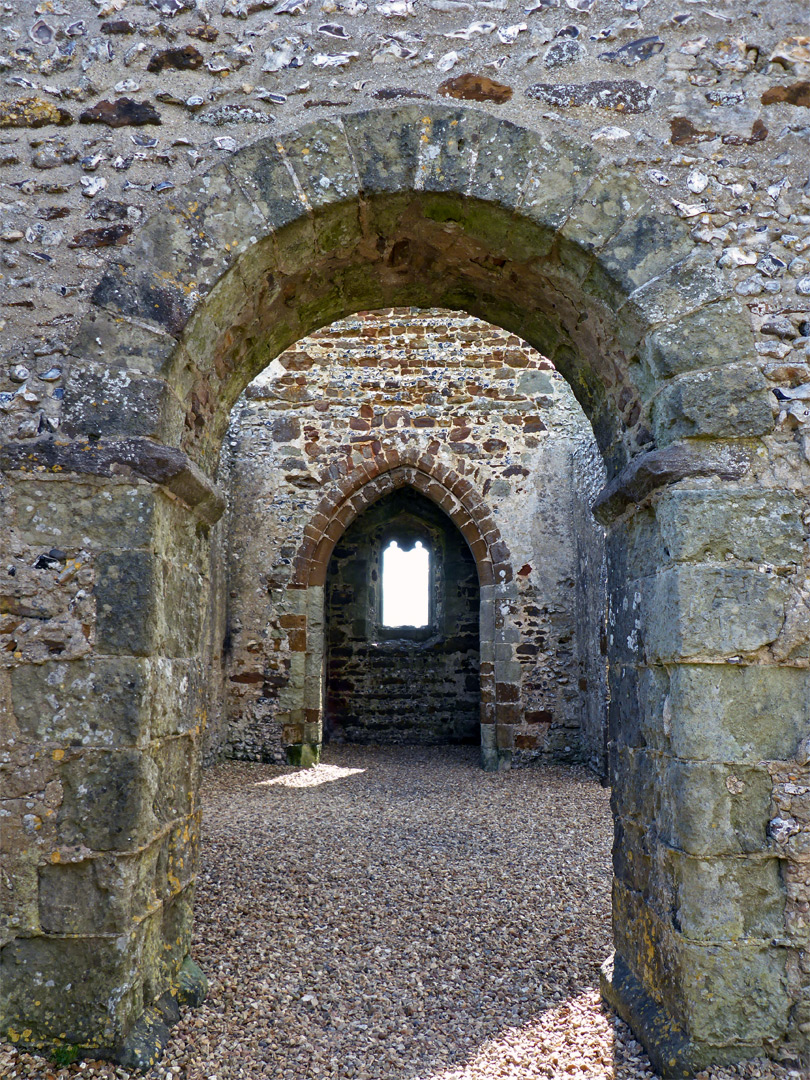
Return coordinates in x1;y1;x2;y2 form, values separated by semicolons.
190;747;623;1080
325;488;480;747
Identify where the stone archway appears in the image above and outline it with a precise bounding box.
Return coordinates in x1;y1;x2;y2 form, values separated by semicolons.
3;104;800;1077
283;454;516;771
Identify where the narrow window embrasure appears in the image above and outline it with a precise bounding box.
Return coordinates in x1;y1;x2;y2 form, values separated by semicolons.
381;539;430;628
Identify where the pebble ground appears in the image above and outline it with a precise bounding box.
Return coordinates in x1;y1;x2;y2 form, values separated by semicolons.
1;746;803;1080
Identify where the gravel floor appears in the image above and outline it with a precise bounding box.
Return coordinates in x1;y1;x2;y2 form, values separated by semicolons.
1;746;802;1080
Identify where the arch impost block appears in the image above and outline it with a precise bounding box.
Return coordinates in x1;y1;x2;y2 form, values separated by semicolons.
0;436;225;525
594;440;753;524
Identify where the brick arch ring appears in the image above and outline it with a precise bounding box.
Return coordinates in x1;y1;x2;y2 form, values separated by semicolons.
286;448;516;773
291;448;511;589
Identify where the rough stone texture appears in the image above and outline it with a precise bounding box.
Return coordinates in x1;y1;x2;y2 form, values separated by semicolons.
325;487;481;746
220;308;605;769
0;11;808;1070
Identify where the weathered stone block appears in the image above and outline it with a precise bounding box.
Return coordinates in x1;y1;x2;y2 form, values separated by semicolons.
148;660;205;740
644;298;757;379
38;846;159;934
601;949;767;1078
341;106;424;195
420;190;555;266
157;812;201;900
70;307;179;377
268;213;321;280
601;951;696;1079
180;260;274;381
160;562;208;657
91;262;193;339
643;566;788;661
678;940;789;1044
659;759;772;856
280;119;360;211
228;136;307;227
625;251;729;326
598;209;694;296
159;885;196;990
11;657;150;747
611;746;659;825
94;551;159;656
12;478;156;553
150;736;197;827
416;107;483;195
133;165;266;291
0;933;143;1051
512;135;599;233
612;816;653;895
661;489;801;566
561;171;651;255
57;748;159;851
612;878;684;1028
664;850;783;942
139;902;169;1010
608;661;646;749
666;664;810;763
61;364;183;442
0;848;38;947
652;364;773;444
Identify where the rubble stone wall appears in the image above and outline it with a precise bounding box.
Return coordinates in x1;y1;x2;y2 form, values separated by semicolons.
220;308;605;763
0;0;808;1066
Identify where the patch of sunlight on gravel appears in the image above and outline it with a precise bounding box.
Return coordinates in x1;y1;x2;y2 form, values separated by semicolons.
1;746;801;1080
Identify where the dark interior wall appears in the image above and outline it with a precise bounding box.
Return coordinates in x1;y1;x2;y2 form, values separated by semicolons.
325;488;480;745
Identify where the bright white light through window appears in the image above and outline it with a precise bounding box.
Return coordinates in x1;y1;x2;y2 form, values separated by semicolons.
382;540;430;627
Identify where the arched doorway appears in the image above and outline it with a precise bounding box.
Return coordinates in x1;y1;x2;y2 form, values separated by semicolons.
287;454;519;773
220;307;607;774
324;486;481;748
2;106;796;1077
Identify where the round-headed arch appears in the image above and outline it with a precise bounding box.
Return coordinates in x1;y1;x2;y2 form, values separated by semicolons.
64;102;771;496
2;101;793;1075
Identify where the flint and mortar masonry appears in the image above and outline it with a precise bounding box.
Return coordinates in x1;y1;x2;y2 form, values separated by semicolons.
220;307;606;766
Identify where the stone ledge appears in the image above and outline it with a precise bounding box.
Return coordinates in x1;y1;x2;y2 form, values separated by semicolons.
593;441;752;523
0;436;225;526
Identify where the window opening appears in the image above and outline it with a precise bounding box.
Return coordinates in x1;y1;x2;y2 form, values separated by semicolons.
381;539;430;627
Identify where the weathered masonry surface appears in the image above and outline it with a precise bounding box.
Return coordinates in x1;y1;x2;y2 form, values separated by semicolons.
220;308;605;768
325;486;482;746
0;0;809;1071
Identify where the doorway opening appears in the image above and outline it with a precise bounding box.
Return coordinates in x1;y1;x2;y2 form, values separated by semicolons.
220;307;606;772
325;487;480;746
